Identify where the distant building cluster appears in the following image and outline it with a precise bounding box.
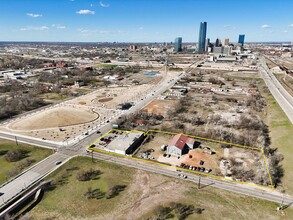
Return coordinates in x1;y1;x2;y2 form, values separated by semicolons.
172;21;248;60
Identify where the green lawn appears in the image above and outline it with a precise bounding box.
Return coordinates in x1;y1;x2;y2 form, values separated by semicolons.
264;92;293;194
29;156;293;220
30;156;135;219
0;139;52;184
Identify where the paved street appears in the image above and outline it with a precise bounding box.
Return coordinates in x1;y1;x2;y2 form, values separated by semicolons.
89;151;293;205
259;56;293;124
0;153;70;207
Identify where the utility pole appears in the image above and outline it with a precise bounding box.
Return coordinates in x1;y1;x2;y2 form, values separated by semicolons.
15;136;18;146
91;150;94;162
198;175;201;189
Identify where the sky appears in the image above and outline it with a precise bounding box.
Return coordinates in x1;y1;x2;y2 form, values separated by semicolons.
0;0;293;43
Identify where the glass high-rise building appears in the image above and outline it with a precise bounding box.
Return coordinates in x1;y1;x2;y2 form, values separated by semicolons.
238;34;245;46
198;22;207;52
174;37;182;52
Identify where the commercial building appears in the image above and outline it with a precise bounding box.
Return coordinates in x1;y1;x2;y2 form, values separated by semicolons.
238;34;245;46
198;22;207;52
213;46;223;54
215;38;221;47
224;38;230;46
174;37;183;52
223;46;232;56
129;45;138;51
100;131;145;155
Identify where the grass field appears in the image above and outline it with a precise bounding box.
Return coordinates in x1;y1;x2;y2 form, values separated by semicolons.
39;93;68;102
264;91;293;194
28;156;293;220
0;139;52;184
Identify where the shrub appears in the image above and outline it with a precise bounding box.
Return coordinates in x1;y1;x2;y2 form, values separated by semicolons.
84;187;105;199
106;184;127;199
76;168;102;181
4;149;29;162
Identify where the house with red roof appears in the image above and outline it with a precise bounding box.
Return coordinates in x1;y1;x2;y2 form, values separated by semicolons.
167;134;196;157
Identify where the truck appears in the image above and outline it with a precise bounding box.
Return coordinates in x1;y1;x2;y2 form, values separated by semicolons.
112;124;119;129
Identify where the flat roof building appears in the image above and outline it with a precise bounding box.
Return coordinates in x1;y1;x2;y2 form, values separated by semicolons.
102;131;145;155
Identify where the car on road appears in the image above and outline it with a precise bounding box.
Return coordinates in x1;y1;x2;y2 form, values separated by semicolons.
55;161;62;165
178;173;187;179
96;130;101;134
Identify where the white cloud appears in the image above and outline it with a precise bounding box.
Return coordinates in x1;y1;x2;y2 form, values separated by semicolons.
20;26;49;31
139;27;143;30
99;1;110;8
283;30;288;33
288;24;293;27
52;24;66;29
261;24;271;28
27;13;42;18
76;9;95;15
90;4;94;7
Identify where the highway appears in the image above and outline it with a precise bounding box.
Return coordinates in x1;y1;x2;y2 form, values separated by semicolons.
259;56;293;124
0;153;70;208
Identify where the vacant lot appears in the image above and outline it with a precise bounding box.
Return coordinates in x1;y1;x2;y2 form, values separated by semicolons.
0;139;52;184
28;156;293;220
143;99;176;116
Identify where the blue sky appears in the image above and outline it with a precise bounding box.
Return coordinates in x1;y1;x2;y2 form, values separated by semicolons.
0;0;293;42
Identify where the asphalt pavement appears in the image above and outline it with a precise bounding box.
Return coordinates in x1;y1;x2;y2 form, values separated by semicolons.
259;56;293;124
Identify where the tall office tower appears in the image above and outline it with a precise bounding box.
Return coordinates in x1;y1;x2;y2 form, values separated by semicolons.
174;37;182;52
198;22;207;52
238;34;245;46
215;38;221;47
224;38;230;46
206;38;210;51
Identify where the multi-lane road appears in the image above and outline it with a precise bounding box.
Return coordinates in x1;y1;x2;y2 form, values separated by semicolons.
259;56;293;124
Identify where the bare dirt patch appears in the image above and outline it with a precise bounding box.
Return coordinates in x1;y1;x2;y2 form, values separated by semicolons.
143;99;176;116
9;106;97;130
98;97;113;103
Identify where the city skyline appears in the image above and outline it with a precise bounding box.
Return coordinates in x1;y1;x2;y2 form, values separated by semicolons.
0;0;293;42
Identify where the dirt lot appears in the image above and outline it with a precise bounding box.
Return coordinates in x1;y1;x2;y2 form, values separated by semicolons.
143;99;177;116
135;133;265;179
9;106;98;130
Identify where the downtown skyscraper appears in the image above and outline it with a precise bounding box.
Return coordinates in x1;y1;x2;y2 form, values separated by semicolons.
198;22;207;52
174;37;182;52
238;34;245;46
